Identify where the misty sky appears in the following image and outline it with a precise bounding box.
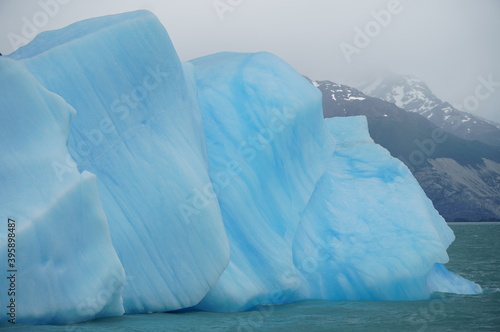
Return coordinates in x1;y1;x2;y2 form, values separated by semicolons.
1;0;499;122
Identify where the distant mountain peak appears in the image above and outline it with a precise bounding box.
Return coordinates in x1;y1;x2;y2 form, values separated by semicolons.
357;74;500;147
314;78;500;222
358;74;441;114
313;80;366;102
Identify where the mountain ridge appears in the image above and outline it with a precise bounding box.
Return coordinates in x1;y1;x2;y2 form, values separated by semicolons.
313;79;500;222
357;74;500;147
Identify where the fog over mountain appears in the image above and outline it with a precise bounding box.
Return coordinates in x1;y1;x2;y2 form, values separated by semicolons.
1;0;499;123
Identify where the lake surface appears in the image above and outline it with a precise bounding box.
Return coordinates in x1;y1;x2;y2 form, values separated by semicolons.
4;222;499;331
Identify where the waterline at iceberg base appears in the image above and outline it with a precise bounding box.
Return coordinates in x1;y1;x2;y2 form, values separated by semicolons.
0;10;481;325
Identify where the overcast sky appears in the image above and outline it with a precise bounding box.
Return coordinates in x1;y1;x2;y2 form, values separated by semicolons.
1;0;499;122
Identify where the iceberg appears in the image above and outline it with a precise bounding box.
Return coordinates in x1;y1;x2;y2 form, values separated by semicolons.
0;59;125;324
292;116;481;301
4;10;230;319
190;52;334;311
0;10;480;325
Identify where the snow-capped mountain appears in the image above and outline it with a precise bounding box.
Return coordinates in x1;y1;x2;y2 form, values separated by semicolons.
313;80;500;222
357;75;500;147
312;80;367;104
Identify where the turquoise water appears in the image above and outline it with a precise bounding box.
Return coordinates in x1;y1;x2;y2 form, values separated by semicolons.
4;223;499;331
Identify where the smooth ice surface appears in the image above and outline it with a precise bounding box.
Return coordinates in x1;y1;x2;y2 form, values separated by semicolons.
291;116;481;300
6;10;229;315
0;10;481;325
190;52;334;311
427;263;482;294
0;59;125;324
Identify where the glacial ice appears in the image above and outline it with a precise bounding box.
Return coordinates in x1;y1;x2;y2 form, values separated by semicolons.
4;10;229;319
0;10;480;325
0;59;125;324
292;116;481;301
11;10;230;315
190;52;334;311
